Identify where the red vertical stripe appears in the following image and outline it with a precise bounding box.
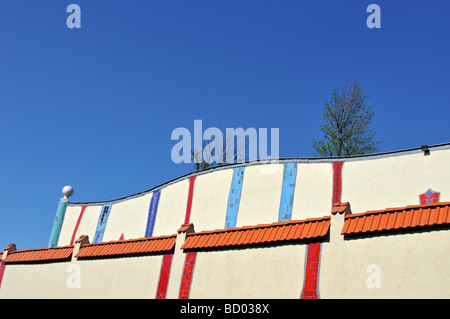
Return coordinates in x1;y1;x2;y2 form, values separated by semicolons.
156;253;173;299
300;242;321;299
184;176;196;224
70;206;87;245
332;161;344;206
179;251;197;299
0;261;6;288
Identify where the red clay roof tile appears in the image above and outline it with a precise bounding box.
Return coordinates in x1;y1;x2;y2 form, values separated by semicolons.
180;216;331;250
342;202;450;235
177;223;194;233
75;234;176;259
5;246;73;263
331;202;350;214
75;235;89;244
4;243;16;251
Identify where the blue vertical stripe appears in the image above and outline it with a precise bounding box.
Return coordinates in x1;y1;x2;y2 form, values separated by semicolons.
93;204;112;243
279;163;297;222
145;190;161;237
225;167;245;228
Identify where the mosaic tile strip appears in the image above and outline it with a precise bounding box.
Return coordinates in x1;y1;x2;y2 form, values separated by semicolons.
93;204;112;243
300;242;321;299
0;261;5;288
70;205;87;245
156;253;173;299
179;251;197;299
145;190;161;237
279;163;297;222
225;167;245;228
184;176;197;224
332;161;344;206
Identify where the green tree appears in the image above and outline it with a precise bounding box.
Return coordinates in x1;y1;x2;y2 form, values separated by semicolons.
313;81;380;157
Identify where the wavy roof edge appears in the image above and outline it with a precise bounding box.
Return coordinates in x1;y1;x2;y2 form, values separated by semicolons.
68;142;450;206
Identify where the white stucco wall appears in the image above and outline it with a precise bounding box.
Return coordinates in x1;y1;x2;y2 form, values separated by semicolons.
292;162;334;220
0;261;70;298
189;244;307;299
0;254;164;299
189;168;234;231
152;179;190;237
74;255;163;298
236;164;284;227
102;192;152;241
3;145;450;299
320;228;450;299
1;226;449;299
341;149;450;214
58;205;103;246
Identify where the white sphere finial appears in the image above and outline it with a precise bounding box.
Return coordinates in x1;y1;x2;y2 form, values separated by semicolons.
62;185;74;200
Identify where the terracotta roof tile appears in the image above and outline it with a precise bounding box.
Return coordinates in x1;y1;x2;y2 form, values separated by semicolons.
177;223;194;233
75;234;176;259
5;246;73;263
342;202;450;235
4;243;16;251
75;235;89;244
181;216;330;250
331;202;350;214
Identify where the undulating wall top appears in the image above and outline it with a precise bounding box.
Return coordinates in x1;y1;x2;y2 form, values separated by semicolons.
54;143;450;247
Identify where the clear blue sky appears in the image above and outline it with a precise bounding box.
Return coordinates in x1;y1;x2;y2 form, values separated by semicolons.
0;1;449;250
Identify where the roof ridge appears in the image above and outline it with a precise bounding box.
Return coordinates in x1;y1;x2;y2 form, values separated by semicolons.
186;216;331;236
8;245;74;254
181;218;331;250
80;234;178;246
4;246;74;263
6;234;178;254
342;202;450;235
347;201;450;219
75;235;177;258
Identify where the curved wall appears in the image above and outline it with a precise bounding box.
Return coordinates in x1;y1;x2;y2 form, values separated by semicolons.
57;143;450;246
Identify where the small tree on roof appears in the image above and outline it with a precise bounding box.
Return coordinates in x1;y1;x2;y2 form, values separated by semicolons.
313;81;380;157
